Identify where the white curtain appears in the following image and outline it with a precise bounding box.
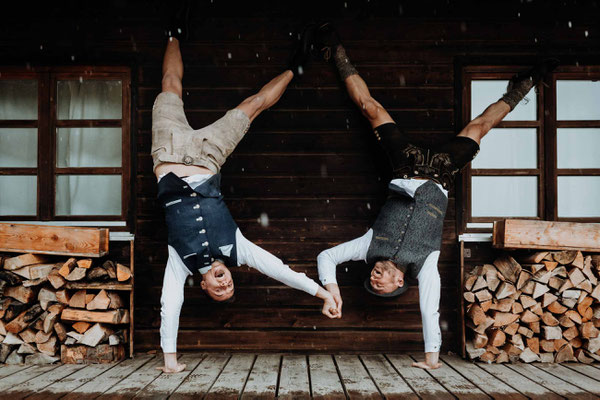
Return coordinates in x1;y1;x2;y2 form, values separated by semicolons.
55;81;122;215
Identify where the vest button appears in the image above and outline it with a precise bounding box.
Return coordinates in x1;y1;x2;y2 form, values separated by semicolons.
193;204;200;209
202;241;209;246
199;229;206;234
183;155;193;165
190;193;197;197
196;216;203;221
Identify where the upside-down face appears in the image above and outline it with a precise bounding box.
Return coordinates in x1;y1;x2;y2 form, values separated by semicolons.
369;260;404;294
201;260;234;301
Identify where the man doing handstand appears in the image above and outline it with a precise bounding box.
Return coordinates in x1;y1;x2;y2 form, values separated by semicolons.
314;23;557;369
153;26;339;373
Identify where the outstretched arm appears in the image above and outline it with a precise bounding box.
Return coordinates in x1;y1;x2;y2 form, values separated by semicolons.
235;230;340;318
317;229;374;316
413;251;442;369
159;246;191;373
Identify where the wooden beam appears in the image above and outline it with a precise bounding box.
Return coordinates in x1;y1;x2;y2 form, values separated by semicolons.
493;219;600;252
0;223;109;257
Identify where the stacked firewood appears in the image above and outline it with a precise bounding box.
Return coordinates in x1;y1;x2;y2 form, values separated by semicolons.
465;250;600;363
0;253;131;364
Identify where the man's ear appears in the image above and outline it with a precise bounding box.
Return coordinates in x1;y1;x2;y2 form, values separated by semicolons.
396;273;404;288
200;279;207;290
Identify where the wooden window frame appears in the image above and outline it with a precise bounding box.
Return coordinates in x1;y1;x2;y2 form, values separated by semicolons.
0;66;131;229
460;65;600;233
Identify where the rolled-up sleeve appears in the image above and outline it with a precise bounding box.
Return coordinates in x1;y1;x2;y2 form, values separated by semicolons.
160;245;191;353
417;251;442;353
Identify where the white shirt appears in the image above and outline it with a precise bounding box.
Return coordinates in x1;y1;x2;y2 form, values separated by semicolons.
159;174;320;353
317;178;445;353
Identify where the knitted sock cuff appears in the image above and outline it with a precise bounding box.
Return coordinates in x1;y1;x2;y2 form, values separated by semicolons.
500;78;534;111
334;45;359;80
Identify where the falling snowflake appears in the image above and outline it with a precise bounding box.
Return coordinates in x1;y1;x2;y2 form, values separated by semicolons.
258;212;269;227
367;203;371;210
227;52;232;59
568;21;572;28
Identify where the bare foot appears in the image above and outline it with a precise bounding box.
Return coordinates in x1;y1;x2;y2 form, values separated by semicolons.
412;361;442;370
157;362;187;373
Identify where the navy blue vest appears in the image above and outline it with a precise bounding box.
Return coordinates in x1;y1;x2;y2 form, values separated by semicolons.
366;180;448;278
157;172;238;273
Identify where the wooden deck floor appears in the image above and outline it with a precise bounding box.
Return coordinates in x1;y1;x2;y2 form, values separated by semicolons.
0;353;599;399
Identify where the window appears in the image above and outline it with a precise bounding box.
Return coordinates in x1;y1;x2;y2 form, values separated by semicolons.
461;66;600;231
0;67;130;227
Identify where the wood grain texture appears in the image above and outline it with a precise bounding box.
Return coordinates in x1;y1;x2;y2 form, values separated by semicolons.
0;223;108;257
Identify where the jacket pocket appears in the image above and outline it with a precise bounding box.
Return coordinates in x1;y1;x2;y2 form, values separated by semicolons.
165;199;182;207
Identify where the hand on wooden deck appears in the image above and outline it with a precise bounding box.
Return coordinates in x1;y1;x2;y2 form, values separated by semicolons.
158;362;187;374
412;352;441;369
159;353;187;373
411;361;442;369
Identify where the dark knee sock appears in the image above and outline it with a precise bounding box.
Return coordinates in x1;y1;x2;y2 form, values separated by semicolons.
500;77;534;111
333;45;359;80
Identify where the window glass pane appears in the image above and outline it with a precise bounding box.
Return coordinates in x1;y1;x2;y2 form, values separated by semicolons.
57;128;121;167
558;176;600;217
471;80;536;121
0;80;37;120
471;128;537;169
0;128;37;167
0;176;37;215
557;80;600;120
57;80;122;120
557;128;600;168
471;176;538;217
56;175;121;215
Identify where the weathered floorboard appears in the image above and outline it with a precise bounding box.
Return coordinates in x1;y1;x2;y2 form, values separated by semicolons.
563;363;600;382
278;355;311;400
334;355;382;400
308;355;346;400
360;354;418;400
133;354;204;399
411;354;490;400
0;364;60;391
533;363;600;396
26;362;119;400
60;355;153;400
5;364;86;400
240;354;280;400
477;363;563;400
386;354;453;400
440;355;528;400
96;356;164;400
505;363;598;399
170;354;231;400
205;353;255;400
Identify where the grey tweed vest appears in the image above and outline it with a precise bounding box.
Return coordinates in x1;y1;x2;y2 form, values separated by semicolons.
366;180;448;278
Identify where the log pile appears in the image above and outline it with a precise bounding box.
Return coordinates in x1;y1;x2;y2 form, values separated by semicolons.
0;252;131;364
465;250;600;363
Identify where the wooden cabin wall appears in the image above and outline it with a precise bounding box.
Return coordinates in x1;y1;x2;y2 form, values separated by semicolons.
1;0;599;352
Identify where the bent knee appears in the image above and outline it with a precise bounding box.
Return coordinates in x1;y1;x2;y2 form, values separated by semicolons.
361;98;382;121
161;73;182;97
463;121;491;140
237;94;266;118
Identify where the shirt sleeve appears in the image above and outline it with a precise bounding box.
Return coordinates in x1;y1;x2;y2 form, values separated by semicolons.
317;229;373;286
160;245;192;353
236;229;319;296
417;251;442;353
